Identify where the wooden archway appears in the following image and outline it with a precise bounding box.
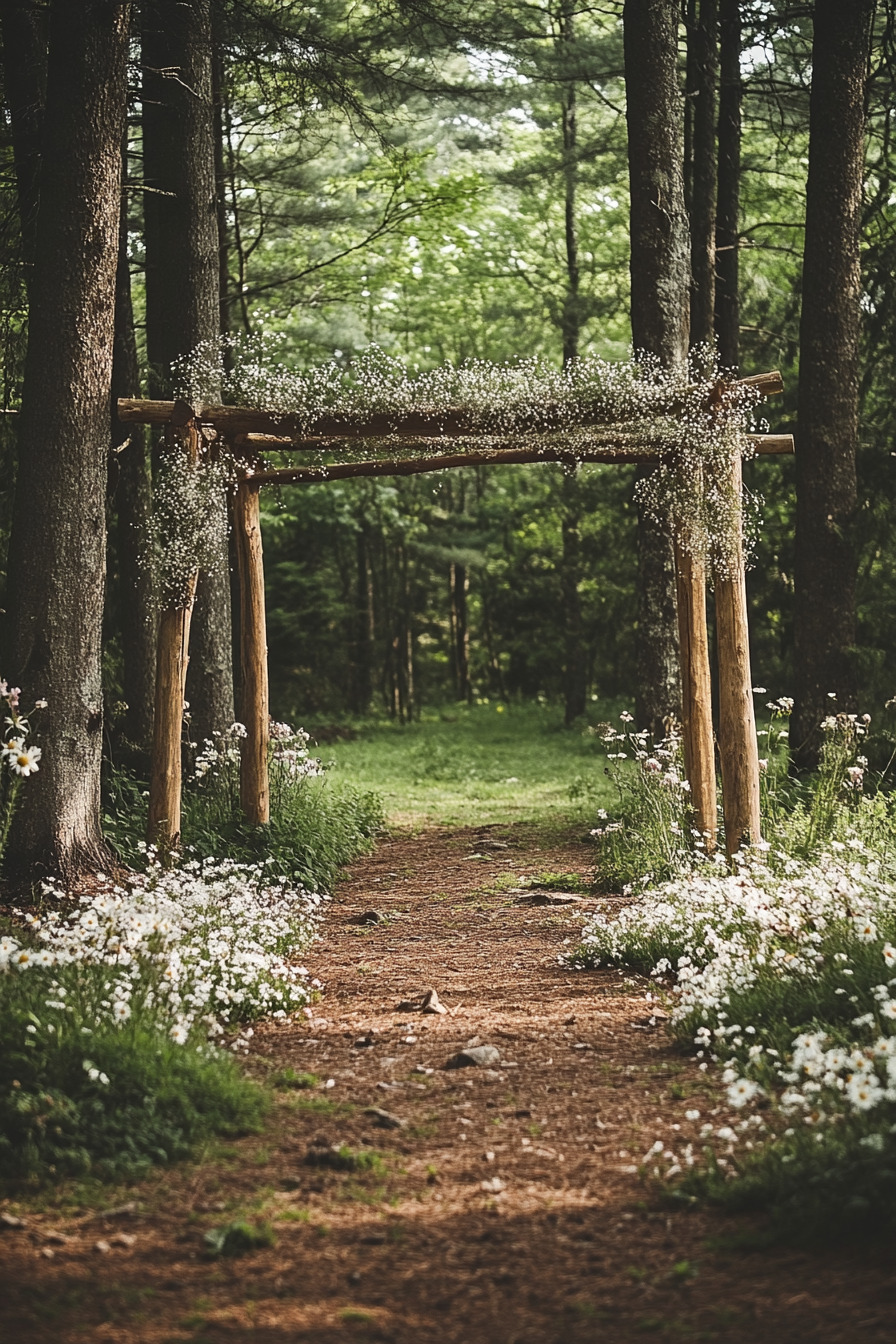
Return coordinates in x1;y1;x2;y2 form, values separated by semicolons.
119;369;792;860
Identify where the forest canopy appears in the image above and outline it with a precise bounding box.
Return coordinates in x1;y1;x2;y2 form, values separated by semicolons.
0;0;893;833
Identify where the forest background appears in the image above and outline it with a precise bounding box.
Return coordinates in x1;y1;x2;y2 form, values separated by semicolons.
0;0;894;772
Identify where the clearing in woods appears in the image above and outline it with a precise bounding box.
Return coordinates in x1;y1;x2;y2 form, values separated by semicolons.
0;818;893;1341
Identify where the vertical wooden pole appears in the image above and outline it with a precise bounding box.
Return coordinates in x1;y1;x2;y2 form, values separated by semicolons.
147;592;196;851
233;477;270;825
147;421;200;854
715;454;762;856
674;536;716;850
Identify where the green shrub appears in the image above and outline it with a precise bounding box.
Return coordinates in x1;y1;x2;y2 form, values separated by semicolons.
576;701;896;1235
589;717;700;892
0;966;265;1182
104;764;383;893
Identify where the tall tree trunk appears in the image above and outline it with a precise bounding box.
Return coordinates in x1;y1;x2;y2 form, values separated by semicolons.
561;470;587;724
211;28;232;344
5;0;129;881
0;0;47;283
558;0;588;725
351;525;373;715
560;1;580;368
111;140;156;747
624;0;689;737
687;0;719;351
142;0;234;746
450;562;472;703
714;0;741;370
792;0;874;768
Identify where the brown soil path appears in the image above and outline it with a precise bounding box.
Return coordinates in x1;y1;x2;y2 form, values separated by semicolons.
1;823;894;1343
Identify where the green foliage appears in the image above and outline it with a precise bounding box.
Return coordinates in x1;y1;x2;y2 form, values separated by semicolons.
104;765;383;893
589;719;700;892
0;964;265;1183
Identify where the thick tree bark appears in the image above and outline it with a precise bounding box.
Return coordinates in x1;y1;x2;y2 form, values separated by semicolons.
142;0;234;746
5;0;129;881
714;0;741;370
211;26;232;345
686;0;718;350
624;0;689;737
111;141;156;748
0;0;47;282
792;0;873;768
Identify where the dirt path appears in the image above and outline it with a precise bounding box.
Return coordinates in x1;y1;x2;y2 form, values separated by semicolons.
1;823;894;1342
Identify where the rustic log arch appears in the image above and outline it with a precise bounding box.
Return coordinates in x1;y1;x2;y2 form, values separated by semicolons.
119;369;790;860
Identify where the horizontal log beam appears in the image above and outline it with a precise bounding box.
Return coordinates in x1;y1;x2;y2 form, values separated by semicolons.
243;434;794;488
116;369;785;442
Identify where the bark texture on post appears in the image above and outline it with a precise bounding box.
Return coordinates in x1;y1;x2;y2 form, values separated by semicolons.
674;539;716;848
148;422;200;851
233;480;270;826
715;455;761;856
792;0;873;768
142;0;234;745
715;0;741;371
148;595;195;849
624;0;690;737
4;0;129;882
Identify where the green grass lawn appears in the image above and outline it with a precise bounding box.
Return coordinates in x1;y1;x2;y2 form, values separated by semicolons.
316;701;621;828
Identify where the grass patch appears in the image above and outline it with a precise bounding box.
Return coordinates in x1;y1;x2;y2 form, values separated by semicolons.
271;1067;319;1091
203;1218;276;1256
0;1008;265;1183
320;702;617;827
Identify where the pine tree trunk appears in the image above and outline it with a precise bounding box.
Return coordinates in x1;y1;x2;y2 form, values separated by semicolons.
561;469;587;725
687;0;718;351
5;0;129;882
351;525;373;715
792;0;874;768
451;562;472;704
624;0;689;737
0;0;47;283
715;0;741;371
558;0;588;724
111;147;156;748
142;0;234;746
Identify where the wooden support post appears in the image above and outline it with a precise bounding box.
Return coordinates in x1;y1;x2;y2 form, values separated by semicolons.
147;420;200;854
674;536;716;850
147;590;196;851
233;477;270;825
715;454;762;857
